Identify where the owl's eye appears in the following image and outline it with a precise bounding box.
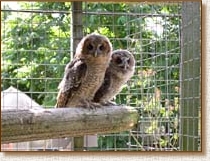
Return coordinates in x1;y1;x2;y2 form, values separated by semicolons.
127;58;130;64
87;44;93;50
99;44;104;51
116;57;122;64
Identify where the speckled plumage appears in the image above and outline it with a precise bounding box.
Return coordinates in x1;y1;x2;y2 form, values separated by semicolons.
56;33;112;108
93;49;135;105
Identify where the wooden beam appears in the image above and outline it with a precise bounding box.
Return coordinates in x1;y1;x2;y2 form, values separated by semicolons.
1;106;138;144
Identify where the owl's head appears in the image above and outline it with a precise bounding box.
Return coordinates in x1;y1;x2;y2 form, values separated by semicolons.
75;33;112;60
111;49;135;72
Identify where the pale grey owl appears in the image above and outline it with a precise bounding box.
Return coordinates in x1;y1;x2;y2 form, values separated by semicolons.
56;33;112;108
93;49;135;105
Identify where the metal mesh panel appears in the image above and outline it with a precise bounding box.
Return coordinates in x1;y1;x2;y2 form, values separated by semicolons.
1;1;201;151
179;1;201;151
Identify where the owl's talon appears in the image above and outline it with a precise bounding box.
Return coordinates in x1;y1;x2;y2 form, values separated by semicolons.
80;100;101;110
89;102;101;109
101;101;117;106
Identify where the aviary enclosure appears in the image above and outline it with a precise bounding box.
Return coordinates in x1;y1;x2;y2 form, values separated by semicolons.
1;1;201;151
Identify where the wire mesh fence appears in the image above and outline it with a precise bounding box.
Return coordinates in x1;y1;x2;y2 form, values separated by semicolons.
1;1;201;151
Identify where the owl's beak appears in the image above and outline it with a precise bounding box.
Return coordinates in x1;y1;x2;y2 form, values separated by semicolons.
120;57;130;70
94;44;103;57
94;50;98;57
124;63;129;70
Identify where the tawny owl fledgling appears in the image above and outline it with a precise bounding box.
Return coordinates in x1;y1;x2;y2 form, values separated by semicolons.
93;49;135;105
56;33;112;108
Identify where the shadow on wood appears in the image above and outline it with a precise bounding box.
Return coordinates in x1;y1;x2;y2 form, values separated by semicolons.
1;106;138;144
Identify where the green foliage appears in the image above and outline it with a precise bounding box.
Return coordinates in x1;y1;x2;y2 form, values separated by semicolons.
1;2;71;106
98;132;129;150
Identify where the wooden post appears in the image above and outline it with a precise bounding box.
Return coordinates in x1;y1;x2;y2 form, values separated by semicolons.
70;1;83;59
180;2;201;151
70;1;84;150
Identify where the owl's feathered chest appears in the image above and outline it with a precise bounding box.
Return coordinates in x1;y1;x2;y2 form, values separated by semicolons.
107;70;130;92
93;66;134;102
83;65;106;87
110;66;134;84
73;63;108;98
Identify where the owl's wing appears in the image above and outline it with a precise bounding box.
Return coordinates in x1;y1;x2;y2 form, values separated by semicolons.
93;70;112;102
56;58;87;107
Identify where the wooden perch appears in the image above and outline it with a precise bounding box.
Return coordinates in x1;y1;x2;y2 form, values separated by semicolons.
1;106;138;144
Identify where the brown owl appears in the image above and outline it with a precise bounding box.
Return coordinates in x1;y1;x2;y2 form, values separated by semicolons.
93;49;135;105
56;33;112;108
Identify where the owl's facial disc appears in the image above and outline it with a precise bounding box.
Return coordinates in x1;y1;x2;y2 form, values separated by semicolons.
116;56;130;70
